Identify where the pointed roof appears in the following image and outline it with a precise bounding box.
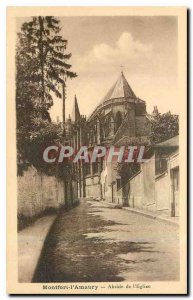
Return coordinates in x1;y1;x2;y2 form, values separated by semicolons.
71;95;80;123
101;72;136;103
88;72;140;121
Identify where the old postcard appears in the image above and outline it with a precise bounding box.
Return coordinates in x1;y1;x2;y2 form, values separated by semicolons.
7;6;187;294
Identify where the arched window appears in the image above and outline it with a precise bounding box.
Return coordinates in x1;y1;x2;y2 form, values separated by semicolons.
115;111;122;131
104;117;111;137
109;116;114;135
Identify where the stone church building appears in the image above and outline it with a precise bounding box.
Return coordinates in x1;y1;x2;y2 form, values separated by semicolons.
65;72;152;202
17;72;179;223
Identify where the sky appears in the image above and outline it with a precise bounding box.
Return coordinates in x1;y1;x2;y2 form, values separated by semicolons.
17;16;179;121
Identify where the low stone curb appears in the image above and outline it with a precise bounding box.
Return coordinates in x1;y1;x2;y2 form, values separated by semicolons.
18;214;57;283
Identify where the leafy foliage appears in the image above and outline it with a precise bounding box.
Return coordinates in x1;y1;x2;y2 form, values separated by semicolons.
117;162;140;185
16;17;77;175
17;118;62;174
150;111;179;144
16;17;76;110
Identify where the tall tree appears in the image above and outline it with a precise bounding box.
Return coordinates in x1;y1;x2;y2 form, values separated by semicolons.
16;16;77;123
16;16;77;167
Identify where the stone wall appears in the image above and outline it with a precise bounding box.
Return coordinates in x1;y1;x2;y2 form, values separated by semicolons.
126;157;156;210
135;115;151;137
110;155;156;210
155;173;170;213
85;175;101;198
141;155;156;210
18;166;78;219
129;171;144;208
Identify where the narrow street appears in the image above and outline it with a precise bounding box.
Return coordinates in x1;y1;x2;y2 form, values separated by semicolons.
33;199;179;283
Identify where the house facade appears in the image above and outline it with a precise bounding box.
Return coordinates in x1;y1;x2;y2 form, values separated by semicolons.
155;136;179;217
110;135;179;217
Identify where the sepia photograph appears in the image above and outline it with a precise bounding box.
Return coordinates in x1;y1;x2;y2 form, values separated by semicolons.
6;6;187;295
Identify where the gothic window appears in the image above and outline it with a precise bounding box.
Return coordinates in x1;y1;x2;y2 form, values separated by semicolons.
115;111;122;132
104;116;111;137
90;130;95;145
110;116;115;135
89;123;97;144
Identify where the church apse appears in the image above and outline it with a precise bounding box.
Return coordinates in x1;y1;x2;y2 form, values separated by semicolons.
64;72;151;199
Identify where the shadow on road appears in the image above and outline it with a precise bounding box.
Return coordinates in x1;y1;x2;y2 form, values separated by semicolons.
33;201;159;283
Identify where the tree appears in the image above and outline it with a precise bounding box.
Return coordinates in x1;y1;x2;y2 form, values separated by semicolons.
17;118;62;175
16;17;77;171
16;16;76;121
117;162;140;185
150;111;179;144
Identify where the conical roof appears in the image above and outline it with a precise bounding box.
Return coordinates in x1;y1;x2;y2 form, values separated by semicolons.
88;72;137;121
101;72;136;103
71;95;80;123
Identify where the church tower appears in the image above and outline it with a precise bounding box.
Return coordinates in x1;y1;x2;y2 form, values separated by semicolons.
71;95;81;124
